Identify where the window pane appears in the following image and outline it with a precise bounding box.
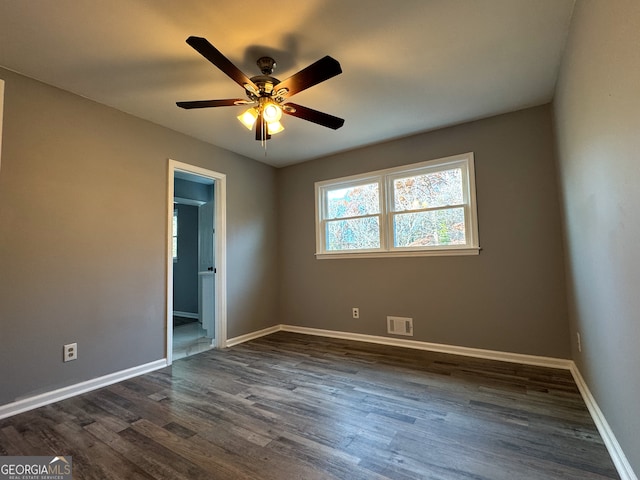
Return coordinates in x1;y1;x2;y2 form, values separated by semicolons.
326;217;380;251
393;168;463;211
326;182;380;219
393;208;466;247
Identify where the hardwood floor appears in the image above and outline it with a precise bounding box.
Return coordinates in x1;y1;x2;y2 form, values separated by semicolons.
0;332;619;479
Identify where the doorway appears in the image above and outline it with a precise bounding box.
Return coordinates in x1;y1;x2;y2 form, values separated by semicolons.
167;160;227;365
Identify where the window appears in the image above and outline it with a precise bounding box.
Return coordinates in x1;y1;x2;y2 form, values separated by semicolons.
315;152;479;258
172;207;178;261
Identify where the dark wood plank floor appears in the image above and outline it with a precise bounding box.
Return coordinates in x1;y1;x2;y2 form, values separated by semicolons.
0;332;619;479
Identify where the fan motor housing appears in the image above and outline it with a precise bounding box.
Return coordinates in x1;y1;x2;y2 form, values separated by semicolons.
248;74;282;99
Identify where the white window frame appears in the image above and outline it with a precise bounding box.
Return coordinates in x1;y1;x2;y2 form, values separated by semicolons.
315;152;480;259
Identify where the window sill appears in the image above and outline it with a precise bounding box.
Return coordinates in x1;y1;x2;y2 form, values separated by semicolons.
315;247;481;260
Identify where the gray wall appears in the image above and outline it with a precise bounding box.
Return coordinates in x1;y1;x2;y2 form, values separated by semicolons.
553;0;640;473
277;105;569;358
172;203;199;314
0;67;278;406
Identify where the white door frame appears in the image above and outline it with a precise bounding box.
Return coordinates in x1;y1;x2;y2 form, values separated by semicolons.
0;80;5;172
167;159;227;365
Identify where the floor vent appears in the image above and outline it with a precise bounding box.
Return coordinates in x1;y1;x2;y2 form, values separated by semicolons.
387;316;413;336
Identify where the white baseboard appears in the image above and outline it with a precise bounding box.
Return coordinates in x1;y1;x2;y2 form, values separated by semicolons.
173;311;199;319
0;359;167;420
570;365;638;480
225;325;281;347
279;325;572;369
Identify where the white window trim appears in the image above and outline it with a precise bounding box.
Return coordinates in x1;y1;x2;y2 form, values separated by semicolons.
315;152;480;259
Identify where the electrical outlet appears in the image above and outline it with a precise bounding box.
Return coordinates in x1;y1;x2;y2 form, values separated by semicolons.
63;343;78;362
576;332;582;353
352;307;359;319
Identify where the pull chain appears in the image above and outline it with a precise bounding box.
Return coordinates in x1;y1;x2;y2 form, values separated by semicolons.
261;117;268;156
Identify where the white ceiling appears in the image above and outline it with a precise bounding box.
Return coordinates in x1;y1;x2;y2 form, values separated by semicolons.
0;0;575;167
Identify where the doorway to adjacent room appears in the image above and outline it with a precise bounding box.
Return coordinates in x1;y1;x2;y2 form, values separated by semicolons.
167;160;227;364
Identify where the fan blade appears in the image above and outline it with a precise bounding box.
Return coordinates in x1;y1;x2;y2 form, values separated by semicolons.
176;99;248;109
283;103;345;130
275;56;342;98
186;36;258;92
255;113;271;141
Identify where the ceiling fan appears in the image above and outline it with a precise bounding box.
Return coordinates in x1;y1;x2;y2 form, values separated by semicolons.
176;36;345;141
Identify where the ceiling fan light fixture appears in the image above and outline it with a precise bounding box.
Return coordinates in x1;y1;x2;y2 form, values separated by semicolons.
262;102;283;123
177;36;345;143
267;121;284;135
237;107;258;130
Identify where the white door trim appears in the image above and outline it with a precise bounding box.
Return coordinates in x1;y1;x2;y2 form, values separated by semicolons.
0;79;5;172
167;159;227;365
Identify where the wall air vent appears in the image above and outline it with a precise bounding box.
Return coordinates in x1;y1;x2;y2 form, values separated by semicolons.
387;316;413;336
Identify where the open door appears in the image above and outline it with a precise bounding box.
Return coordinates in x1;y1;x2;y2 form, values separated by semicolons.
167;160;227;365
198;199;215;339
